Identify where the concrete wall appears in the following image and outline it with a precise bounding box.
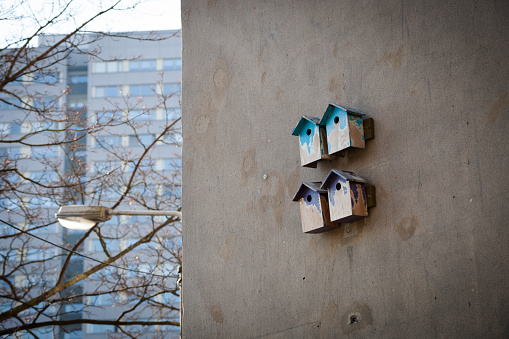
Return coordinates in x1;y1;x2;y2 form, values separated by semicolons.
181;0;509;337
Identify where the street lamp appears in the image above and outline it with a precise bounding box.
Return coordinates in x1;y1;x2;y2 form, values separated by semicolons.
55;205;182;230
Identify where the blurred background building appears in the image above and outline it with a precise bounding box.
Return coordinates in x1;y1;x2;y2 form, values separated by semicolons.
0;30;181;338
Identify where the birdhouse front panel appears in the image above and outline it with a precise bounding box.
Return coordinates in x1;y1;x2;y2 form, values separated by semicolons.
293;182;337;233
322;170;369;223
324;106;350;156
297;119;326;167
327;175;353;222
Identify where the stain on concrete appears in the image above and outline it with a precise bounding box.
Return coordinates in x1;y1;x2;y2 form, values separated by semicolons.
207;0;216;7
341;301;373;335
213;58;229;93
213;68;229;89
258;46;265;63
397;216;418;241
241;148;257;185
347;246;354;270
257;172;285;229
193;95;217;137
321;301;338;328
221;233;237;261
380;45;405;71
307;229;341;260
286;166;300;198
486;91;509;123
328;76;342;102
275;86;282;101
210;304;224;323
261;71;267;83
333;43;339;58
194;114;211;134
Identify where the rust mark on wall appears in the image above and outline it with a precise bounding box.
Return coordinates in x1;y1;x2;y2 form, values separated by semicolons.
257;172;285;229
261;71;267;83
221;233;237;261
340;301;373;335
397;215;418;241
210;304;224;323
333;43;339;58
285;166;300;198
321;301;338;330
379;44;405;71
274;86;282;101
194;114;211;134
486;90;509;123
328;76;342;101
241;148;257;185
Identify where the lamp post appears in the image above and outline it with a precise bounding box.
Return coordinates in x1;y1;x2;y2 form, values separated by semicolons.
55;205;182;230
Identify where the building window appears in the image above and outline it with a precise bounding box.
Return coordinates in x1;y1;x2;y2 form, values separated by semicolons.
127;109;152;121
88;238;120;253
162;83;181;95
129;59;156;72
129;134;155;147
95;135;122;147
31;145;59;158
94;61;122;73
129;84;154;97
29;171;59;183
167;108;181;120
33;72;60;84
95;111;118;124
33;96;59;109
69;74;87;84
62;330;82;339
0;98;22;110
86;324;117;334
0;147;21;158
95;86;122;98
163;58;182;70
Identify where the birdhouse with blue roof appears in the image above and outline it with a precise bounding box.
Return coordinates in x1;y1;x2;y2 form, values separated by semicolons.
292;182;338;233
319;104;366;156
321;170;368;223
292;116;331;168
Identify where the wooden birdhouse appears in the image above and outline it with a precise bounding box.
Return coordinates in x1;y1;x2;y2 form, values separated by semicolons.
292;116;331;168
292;182;338;233
319;104;365;156
321;170;368;223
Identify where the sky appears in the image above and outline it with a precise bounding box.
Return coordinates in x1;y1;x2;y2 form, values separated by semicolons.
0;0;181;47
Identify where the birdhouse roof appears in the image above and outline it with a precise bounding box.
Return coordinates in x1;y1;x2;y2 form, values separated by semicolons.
321;170;367;189
319;103;364;126
291;115;321;136
292;182;326;201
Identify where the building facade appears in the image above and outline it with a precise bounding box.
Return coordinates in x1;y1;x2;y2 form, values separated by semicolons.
0;31;181;338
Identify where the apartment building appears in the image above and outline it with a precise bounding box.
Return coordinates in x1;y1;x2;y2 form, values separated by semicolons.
0;31;181;338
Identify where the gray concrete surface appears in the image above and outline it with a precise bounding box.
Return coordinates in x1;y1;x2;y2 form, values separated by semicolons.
181;0;509;337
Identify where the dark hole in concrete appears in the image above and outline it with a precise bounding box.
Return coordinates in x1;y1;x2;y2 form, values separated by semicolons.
306;195;312;202
303;277;305;280
336;182;341;190
349;315;358;324
306;128;312;136
334;116;339;124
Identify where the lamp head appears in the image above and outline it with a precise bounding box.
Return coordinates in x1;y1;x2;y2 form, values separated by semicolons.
56;205;111;230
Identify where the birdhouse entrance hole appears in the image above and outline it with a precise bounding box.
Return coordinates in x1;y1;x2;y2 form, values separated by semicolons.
334;116;339;124
306;128;312;135
306;195;312;202
336;182;341;190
